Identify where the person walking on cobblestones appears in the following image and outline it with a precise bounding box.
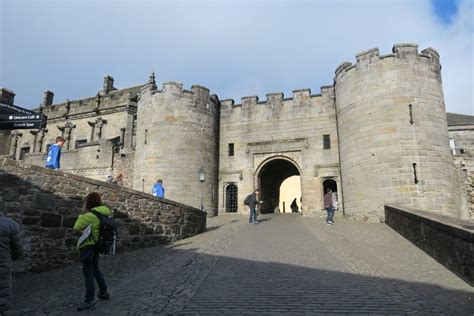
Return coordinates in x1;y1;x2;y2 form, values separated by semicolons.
73;192;111;311
324;189;335;225
244;189;261;225
0;212;23;315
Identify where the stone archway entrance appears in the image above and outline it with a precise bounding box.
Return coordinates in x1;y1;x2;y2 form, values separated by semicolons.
256;157;301;214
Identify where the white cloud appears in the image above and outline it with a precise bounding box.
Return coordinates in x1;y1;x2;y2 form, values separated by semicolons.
0;0;472;114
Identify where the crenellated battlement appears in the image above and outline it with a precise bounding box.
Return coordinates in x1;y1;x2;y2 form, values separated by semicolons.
221;85;334;112
140;81;215;107
334;43;441;80
39;84;143;120
355;47;380;65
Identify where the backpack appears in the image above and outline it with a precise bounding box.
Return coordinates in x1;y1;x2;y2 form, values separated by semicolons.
244;194;252;206
90;209;118;255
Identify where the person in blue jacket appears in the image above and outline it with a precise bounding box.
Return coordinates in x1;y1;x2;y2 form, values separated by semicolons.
152;179;165;198
45;136;65;170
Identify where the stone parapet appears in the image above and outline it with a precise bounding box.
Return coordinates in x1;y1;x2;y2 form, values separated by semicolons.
0;158;206;273
385;205;473;285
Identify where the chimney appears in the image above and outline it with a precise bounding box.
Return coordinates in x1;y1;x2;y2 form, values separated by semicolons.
42;90;54;106
0;88;15;105
102;75;115;95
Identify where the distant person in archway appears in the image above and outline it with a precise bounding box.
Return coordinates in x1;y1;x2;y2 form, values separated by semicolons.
152;179;165;198
324;189;335;225
244;189;261;225
291;198;299;213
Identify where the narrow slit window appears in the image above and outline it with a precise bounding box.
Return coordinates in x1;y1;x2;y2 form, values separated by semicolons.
323;134;331;149
144;129;148;145
412;163;419;184
409;104;414;125
228;143;234;156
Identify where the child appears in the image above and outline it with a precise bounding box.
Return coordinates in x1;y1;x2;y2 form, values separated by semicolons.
45;136;65;170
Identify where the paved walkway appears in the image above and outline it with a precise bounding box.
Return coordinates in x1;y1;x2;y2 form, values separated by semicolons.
11;214;474;315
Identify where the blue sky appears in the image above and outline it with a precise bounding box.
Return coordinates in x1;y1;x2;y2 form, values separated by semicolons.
0;0;473;115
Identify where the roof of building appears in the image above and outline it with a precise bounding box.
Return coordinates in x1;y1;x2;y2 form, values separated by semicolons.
446;112;474;126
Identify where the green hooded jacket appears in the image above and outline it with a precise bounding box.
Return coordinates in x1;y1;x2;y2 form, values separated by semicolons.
73;205;111;249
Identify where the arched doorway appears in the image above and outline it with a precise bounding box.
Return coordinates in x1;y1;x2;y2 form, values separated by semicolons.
256;157;301;214
225;184;238;213
322;178;338;208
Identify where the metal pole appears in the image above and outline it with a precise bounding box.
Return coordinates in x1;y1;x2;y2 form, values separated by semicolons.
201;182;204;211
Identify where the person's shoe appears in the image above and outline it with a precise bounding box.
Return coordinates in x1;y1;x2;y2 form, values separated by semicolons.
326;222;331;225
76;300;96;311
97;291;110;300
329;221;334;224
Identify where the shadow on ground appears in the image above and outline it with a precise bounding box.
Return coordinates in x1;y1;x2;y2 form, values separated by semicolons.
10;239;474;315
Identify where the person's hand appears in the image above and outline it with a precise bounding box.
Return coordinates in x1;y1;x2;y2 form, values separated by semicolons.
259;201;263;204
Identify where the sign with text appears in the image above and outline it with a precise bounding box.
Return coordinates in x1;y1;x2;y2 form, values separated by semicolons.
0;103;47;130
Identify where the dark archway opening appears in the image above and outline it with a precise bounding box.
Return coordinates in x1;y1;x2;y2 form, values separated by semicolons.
258;159;300;214
225;184;238;213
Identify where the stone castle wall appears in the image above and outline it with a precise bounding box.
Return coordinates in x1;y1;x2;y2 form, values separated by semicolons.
385;205;473;285
3;44;473;222
0;158;206;273
335;44;462;221
218;87;340;216
133;83;220;215
0;130;11;155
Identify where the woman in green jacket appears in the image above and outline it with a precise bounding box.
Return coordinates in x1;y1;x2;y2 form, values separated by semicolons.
73;192;111;311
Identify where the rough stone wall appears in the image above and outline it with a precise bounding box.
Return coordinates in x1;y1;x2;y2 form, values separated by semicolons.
448;126;474;156
457;157;474;219
0;158;206;273
133;83;220;215
112;151;135;188
335;44;461;221
219;87;340;216
13;111;132;157
23;140;117;181
8;83;140;185
0;130;11;155
385;205;473;285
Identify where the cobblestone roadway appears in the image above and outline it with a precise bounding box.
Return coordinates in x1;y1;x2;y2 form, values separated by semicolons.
11;214;474;315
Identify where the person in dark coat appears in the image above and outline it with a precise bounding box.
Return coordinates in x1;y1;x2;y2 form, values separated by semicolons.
244;189;261;225
290;198;299;213
0;212;23;314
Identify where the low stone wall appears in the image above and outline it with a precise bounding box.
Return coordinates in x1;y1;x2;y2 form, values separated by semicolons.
0;158;206;273
385;205;473;285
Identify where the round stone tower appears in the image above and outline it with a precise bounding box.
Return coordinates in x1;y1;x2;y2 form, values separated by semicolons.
133;80;220;215
335;43;460;221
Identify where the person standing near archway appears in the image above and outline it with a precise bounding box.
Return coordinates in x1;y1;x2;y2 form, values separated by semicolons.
244;189;261;225
324;189;335;225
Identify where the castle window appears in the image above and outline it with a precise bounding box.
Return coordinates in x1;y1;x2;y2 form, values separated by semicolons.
412;163;419;184
228;143;234;156
449;138;456;155
409;104;414;124
323;135;331;149
19;146;30;160
75;139;87;148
